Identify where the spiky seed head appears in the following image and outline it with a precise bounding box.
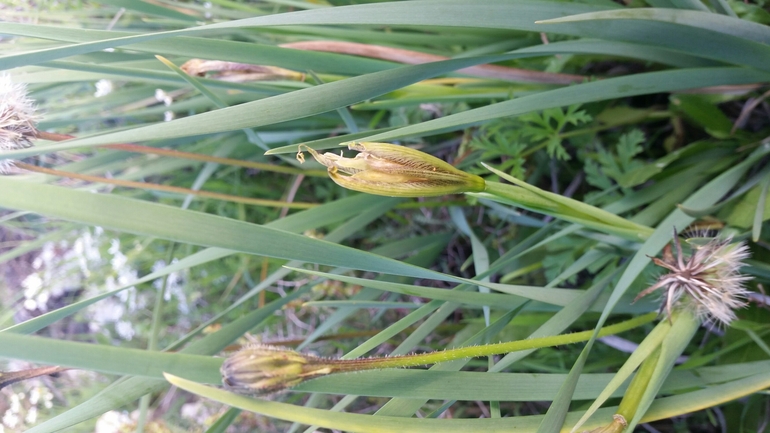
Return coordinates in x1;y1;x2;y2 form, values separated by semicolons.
0;74;38;173
636;230;752;326
0;74;38;150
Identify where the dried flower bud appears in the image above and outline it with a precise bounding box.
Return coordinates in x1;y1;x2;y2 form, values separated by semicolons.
297;142;486;197
220;344;334;395
635;229;752;326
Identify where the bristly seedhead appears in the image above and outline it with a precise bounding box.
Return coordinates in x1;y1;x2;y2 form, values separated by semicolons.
0;74;39;173
635;229;752;326
297;142;486;197
0;74;38;150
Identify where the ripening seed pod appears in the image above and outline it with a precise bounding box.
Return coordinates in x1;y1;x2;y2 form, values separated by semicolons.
297;142;486;197
220;345;333;395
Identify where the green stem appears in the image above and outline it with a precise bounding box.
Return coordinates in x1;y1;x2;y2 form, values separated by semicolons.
626;308;701;430
481;180;563;213
477;180;653;241
323;313;656;373
616;346;662;422
601;308;700;432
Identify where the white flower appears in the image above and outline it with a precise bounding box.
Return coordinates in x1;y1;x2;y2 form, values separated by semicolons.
93;79;113;98
636;229;752;326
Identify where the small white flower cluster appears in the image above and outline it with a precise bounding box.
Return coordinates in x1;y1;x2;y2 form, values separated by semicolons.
93;79;114;98
0;74;38;173
637;230;752;326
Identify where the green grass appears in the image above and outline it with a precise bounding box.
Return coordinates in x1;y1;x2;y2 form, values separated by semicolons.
0;0;769;432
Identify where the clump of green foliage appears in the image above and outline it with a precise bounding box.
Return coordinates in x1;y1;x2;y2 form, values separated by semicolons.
0;1;769;432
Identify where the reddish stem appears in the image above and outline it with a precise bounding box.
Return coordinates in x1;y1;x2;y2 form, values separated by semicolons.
13;162;317;209
32;131;326;177
280;40;585;85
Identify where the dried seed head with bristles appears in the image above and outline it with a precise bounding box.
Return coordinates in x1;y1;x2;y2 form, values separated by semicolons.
635;229;752;326
0;74;38;150
0;74;39;173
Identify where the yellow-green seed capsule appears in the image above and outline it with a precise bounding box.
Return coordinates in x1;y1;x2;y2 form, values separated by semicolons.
220;345;333;395
297;142;485;197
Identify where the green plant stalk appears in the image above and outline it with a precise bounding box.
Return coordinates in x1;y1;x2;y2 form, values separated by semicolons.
478;180;563;213
571;317;674;433
627;308;701;430
615;346;662;423
476;180;653;241
585;309;701;433
329;313;655;371
484;165;651;234
137;258;173;433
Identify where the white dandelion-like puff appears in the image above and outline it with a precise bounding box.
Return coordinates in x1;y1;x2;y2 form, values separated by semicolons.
636;229;752;326
0;74;39;173
0;74;38;149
